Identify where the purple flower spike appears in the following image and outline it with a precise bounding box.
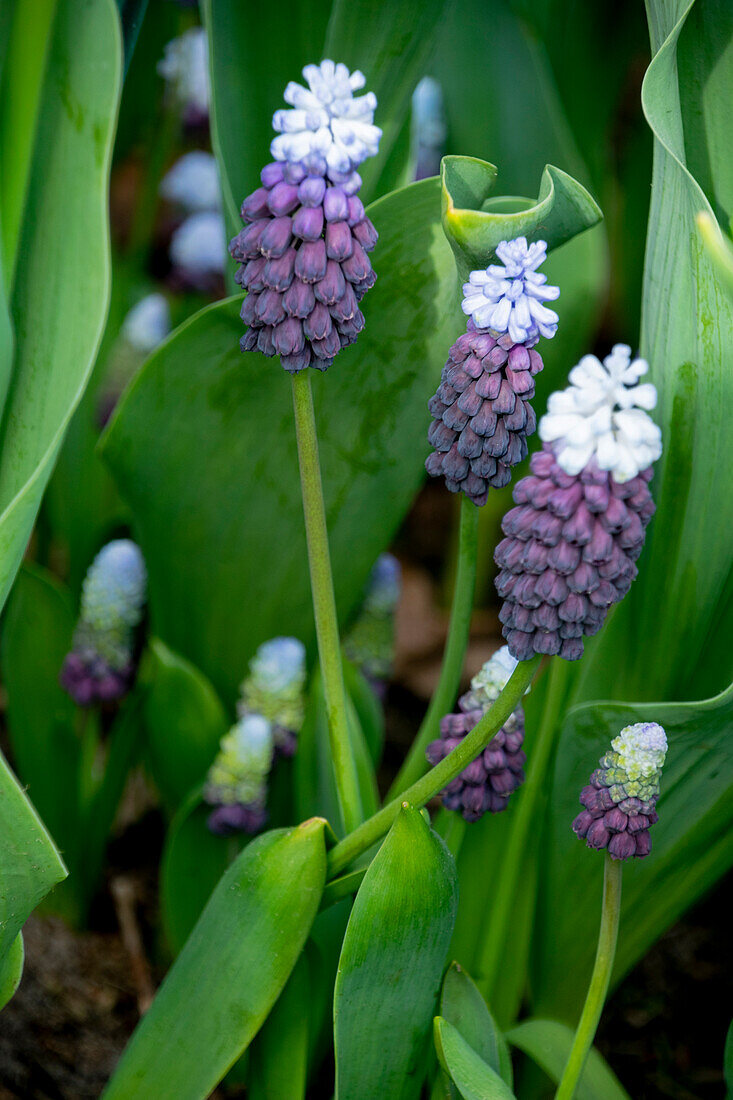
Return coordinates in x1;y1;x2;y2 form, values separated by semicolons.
230;61;381;372
426;647;529;822
495;345;662;661
572;723;667;860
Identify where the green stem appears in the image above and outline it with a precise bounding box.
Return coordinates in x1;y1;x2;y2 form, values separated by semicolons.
555;855;622;1100
292;371;362;834
387;495;479;799
476;658;566;996
0;0;58;290
327;655;541;877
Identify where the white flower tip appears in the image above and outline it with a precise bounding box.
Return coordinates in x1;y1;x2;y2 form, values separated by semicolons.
461;236;559;344
612;722;667;778
540;345;662;482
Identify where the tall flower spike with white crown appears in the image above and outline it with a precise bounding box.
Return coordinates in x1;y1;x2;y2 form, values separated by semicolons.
426;237;560;506
229;60;381;373
494;345;661;661
573;722;667;859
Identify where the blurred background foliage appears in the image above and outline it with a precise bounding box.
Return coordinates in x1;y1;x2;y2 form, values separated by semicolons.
0;0;731;1096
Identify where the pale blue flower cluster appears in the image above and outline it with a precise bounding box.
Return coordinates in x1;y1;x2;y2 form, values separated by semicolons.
121;294;171;354
462;237;560;345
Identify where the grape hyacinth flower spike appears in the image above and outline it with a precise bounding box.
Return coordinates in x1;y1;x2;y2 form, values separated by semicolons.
204;714;274;836
426;237;560;505
495;344;662;660
60;540;147;706
237;636;307;757
573;723;667;859
229;60;381;373
426;646;528;821
344;553;401;692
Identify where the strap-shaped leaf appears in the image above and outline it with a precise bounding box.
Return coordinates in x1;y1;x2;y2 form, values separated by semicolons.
0;0;121;614
249;951;311;1100
441;155;602;283
433;1017;516;1100
439;963;513;1088
505;1018;630;1100
0;749;67;979
103;819;327;1099
334;806;458;1100
0;932;24;1012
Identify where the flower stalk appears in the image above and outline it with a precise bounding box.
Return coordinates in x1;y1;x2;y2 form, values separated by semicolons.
387;495;479;798
555;854;622;1100
327;654;541;877
291;370;363;833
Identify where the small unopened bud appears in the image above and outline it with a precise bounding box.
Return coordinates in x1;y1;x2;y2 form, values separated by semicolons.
238;637;306;756
343;554;401;691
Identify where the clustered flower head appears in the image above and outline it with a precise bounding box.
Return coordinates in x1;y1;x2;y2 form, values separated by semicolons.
344;554;401;689
495;345;662;660
60;540;147;706
573;722;667;859
205;637;307;835
229;60;380;373
237;636;307;756
426;646;527;821
426;238;558;505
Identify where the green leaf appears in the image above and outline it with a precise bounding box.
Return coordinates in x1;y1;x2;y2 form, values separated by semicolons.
505;1018;630;1100
159;789;240;955
334;806;458;1100
0;932;24;1011
101;177;458;705
724;1018;733;1098
342;656;385;767
433;1017;516;1100
533;684;733;1020
323;0;448;203
103;819;327;1099
440;154;602;285
0;748;67;977
202;0;331;234
696;211;733;301
0;0;121;614
570;0;733;701
141;638;229;812
249;951;310;1100
1;565;80;858
439;963;513;1088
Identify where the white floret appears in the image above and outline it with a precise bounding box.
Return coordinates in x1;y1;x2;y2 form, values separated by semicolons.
461;237;560;345
611;722;667;779
539;345;662;482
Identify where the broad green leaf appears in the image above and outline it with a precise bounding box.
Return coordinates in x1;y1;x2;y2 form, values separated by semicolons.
203;0;331;233
725;1019;733;1098
141;638;228;811
334;806;458;1100
2;566;80;858
101;177;458;705
441;155;602;285
697;211;733;301
433;1017;516;1100
533;684;733;1020
439;963;513;1087
0;932;24;1011
103;819;327;1099
505;1018;630;1100
160;789;240;955
323;0;448;202
571;0;733;702
0;748;67;974
0;0;121;614
249;951;310;1100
